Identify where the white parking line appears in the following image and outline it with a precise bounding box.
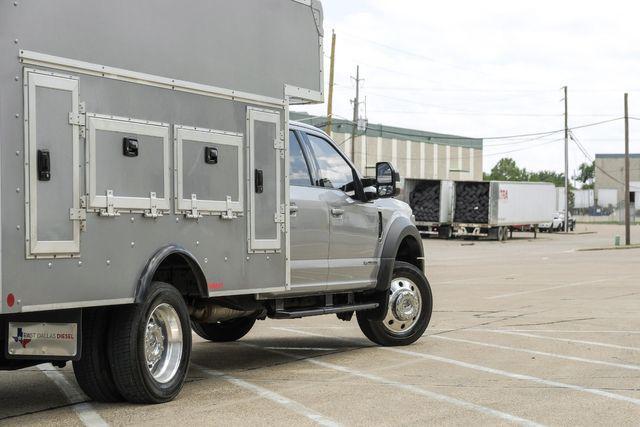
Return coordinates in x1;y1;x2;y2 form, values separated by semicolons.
385;347;640;407
37;364;107;427
263;347;337;351
191;363;340;427
272;327;640;408
438;274;520;285
431;335;640;371
485;276;635;299
470;329;640;334
481;330;640;352
267;329;543;426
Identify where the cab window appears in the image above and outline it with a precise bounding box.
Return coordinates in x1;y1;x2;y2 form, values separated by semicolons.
305;133;354;193
289;131;313;187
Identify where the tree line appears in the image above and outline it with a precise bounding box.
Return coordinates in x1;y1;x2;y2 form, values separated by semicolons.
484;158;595;190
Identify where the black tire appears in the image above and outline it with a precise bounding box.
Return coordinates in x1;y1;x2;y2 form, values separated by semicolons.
357;261;433;346
108;282;191;404
73;308;122;402
191;317;256;342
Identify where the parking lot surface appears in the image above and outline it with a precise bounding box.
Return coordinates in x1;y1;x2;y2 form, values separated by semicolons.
1;224;639;426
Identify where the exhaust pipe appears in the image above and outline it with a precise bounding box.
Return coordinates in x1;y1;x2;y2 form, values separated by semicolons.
188;304;256;323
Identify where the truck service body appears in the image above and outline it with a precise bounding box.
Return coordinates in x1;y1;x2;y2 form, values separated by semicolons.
0;0;431;403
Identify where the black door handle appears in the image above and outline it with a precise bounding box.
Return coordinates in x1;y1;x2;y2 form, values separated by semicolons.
255;169;263;193
37;149;51;181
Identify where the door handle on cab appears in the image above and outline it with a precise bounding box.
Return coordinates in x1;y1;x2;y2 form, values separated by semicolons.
330;208;344;217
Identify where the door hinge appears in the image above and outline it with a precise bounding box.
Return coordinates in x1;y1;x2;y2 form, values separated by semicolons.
274;204;285;223
144;192;163;218
274;130;285;150
69;196;87;231
99;189;120;217
69;102;87;138
221;195;237;220
185;194;202;219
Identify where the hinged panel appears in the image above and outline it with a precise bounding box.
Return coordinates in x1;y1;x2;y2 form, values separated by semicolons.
23;69;81;258
174;125;243;218
86;114;170;216
247;107;283;252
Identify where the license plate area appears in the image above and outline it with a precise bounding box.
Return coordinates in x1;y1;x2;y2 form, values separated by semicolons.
7;322;78;358
4;309;81;360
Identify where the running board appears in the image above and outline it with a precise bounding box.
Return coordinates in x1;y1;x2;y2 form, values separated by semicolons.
272;302;379;319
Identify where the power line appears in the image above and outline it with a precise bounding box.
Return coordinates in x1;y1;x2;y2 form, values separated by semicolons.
569;132;626;187
295;114;624;142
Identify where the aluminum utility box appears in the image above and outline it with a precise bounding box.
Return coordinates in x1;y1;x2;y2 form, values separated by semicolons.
0;0;324;314
404;179;454;225
453;181;556;226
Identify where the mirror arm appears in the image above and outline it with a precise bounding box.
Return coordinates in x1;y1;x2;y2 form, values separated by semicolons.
352;168;366;202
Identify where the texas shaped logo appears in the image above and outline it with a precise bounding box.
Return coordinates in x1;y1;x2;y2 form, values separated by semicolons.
12;328;31;348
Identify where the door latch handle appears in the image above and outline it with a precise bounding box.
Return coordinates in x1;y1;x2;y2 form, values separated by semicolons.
289;204;299;214
331;208;345;217
37;149;51;181
255;169;263;193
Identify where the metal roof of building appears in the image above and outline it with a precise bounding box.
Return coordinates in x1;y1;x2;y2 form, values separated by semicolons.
289;112;483;150
595;153;640;159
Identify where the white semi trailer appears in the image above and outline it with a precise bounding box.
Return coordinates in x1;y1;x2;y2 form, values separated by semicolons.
452;181;556;240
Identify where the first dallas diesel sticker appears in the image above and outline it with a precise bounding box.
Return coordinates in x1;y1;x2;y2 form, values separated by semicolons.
7;322;78;357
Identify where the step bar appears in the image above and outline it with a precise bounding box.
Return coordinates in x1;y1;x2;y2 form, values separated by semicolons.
272;302;379;319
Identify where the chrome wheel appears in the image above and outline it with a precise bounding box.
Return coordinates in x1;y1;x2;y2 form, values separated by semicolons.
144;303;183;384
382;277;422;336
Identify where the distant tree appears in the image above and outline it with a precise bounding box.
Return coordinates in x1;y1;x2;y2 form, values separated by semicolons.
574;161;595;189
529;170;566;187
486;158;528;181
486;158;575;209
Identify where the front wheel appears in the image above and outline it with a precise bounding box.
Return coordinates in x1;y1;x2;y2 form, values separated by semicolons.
108;282;191;404
357;261;433;346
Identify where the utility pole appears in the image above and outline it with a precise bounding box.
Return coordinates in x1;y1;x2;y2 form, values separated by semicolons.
350;65;361;162
325;30;336;135
563;86;569;233
624;93;630;245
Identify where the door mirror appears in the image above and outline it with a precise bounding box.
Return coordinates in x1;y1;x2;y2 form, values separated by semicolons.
376;162;400;198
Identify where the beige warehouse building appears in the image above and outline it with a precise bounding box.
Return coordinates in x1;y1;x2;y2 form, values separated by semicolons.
594;153;640;208
290;112;483;182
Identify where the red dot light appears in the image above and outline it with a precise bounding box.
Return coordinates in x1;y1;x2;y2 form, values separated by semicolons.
6;293;15;308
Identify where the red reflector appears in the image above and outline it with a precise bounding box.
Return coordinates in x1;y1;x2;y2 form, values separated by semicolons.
6;293;15;308
208;282;224;290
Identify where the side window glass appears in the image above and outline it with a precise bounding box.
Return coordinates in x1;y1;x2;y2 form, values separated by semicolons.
305;133;354;193
289;131;312;187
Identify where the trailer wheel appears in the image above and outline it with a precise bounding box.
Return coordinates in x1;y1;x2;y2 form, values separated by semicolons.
191;317;256;342
108;282;191;403
73;308;122;402
357;261;432;346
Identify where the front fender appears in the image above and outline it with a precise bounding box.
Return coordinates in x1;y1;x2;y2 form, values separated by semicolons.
376;216;423;292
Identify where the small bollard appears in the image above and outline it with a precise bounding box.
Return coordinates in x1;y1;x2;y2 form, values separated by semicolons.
614;235;620;246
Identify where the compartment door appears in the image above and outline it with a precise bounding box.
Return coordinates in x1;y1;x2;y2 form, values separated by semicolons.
247;107;284;252
24;70;81;258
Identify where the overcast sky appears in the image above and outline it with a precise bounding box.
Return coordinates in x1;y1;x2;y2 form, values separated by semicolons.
292;0;640;177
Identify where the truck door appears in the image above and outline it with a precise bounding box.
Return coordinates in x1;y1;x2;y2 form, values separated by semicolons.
247;107;285;253
289;130;329;292
24;70;82;258
302;132;380;291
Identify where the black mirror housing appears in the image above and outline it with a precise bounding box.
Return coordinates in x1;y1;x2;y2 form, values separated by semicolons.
375;162;400;198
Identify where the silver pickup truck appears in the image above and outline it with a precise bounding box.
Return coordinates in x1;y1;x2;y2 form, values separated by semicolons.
0;0;431;404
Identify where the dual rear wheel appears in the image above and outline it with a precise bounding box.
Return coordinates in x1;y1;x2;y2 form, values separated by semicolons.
74;282;191;403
